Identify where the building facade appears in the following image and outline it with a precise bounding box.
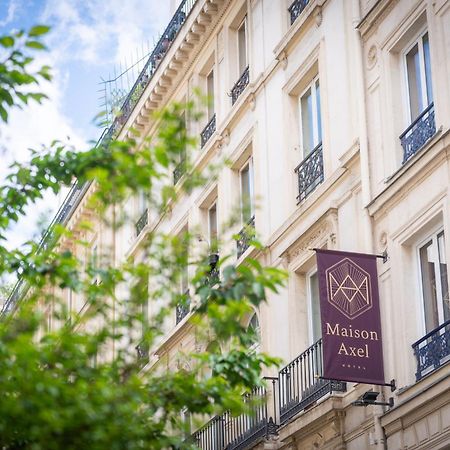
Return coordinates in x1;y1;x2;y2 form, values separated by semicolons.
4;0;450;449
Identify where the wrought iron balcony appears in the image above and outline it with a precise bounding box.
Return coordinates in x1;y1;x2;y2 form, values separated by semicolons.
278;339;346;425
176;289;190;325
400;102;436;163
201;114;216;148
102;0;197;146
192;385;277;450
231;66;250;105
173;158;186;185
412;319;450;381
135;209;148;237
288;0;310;25
236;216;255;259
205;253;220;285
136;341;149;366
294;142;324;203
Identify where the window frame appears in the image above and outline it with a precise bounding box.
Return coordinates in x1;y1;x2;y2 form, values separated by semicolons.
206;68;215;121
402;29;433;123
416;227;449;334
239;157;255;225
306;268;321;345
299;76;322;158
237;16;248;76
208;201;218;252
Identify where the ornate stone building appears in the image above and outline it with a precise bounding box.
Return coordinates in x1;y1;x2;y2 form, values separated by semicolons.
4;0;450;448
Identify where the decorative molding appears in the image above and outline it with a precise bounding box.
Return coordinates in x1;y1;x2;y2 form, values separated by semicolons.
282;207;339;268
367;44;378;69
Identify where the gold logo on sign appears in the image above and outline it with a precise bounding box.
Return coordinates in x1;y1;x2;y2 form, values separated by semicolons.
326;258;372;320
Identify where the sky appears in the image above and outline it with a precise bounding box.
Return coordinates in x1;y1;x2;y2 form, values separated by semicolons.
0;0;171;250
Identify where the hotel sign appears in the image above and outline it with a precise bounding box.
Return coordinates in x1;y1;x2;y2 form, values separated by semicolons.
316;249;385;385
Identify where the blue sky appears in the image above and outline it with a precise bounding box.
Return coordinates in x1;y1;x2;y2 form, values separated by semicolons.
0;0;171;248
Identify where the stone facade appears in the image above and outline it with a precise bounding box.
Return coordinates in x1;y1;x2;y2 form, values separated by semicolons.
6;0;450;448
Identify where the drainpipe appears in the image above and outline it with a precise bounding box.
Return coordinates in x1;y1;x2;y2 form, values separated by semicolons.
351;1;387;449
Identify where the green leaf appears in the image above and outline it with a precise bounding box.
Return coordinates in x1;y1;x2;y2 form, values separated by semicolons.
0;36;14;48
28;25;51;37
25;41;46;50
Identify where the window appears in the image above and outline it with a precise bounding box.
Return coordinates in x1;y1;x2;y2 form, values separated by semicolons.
240;158;254;224
307;271;321;344
237;17;248;75
419;230;449;333
247;312;261;350
299;77;322;156
405;32;433;122
206;69;215;120
173;111;187;184
208;202;218;252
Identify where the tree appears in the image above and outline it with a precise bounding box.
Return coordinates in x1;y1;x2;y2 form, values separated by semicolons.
0;26;286;449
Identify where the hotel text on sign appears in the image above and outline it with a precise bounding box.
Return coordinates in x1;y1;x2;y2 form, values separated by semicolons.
316;249;385;385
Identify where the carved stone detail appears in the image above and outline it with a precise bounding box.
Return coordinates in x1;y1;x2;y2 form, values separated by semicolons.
367;44;378;69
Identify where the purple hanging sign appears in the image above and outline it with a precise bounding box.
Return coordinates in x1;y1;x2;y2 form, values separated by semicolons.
316;249;385;385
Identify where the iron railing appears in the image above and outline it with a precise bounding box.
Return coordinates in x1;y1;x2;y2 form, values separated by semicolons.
400;102;436;163
201;114;217;148
102;0;197;147
2;0;198;316
192;384;278;450
236;216;255;259
294;142;324;203
278;339;346;425
135;209;149;237
176;289;190;325
231;66;250;105
412;319;450;381
173;157;186;185
288;0;310;25
136;341;149;366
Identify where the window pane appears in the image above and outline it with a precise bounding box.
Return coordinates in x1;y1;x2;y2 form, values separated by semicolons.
420;240;439;331
241;163;251;223
310;272;321;343
406;43;423;120
315;79;322;145
437;232;449;321
423;33;433;105
301;88;313;155
208;203;218;251
238;20;247;74
207;70;214;119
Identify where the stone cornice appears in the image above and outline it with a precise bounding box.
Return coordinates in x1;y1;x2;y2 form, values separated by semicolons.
118;0;229;142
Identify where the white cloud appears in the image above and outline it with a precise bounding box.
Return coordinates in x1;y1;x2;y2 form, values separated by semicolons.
0;56;84;250
41;0;170;66
0;0;18;28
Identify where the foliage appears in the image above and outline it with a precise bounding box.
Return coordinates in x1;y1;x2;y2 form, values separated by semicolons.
0;26;287;450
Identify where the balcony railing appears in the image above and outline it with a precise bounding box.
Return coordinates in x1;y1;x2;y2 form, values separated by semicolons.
412;319;450;381
173;158;186;185
288;0;310;25
201;114;216;148
135;209;148;237
176;289;190;325
236;216;255;259
192;384;277;450
102;0;197;147
400;102;436;164
231;66;250;105
136;341;149;366
2;1;198;316
294;142;324;203
278;339;346;425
